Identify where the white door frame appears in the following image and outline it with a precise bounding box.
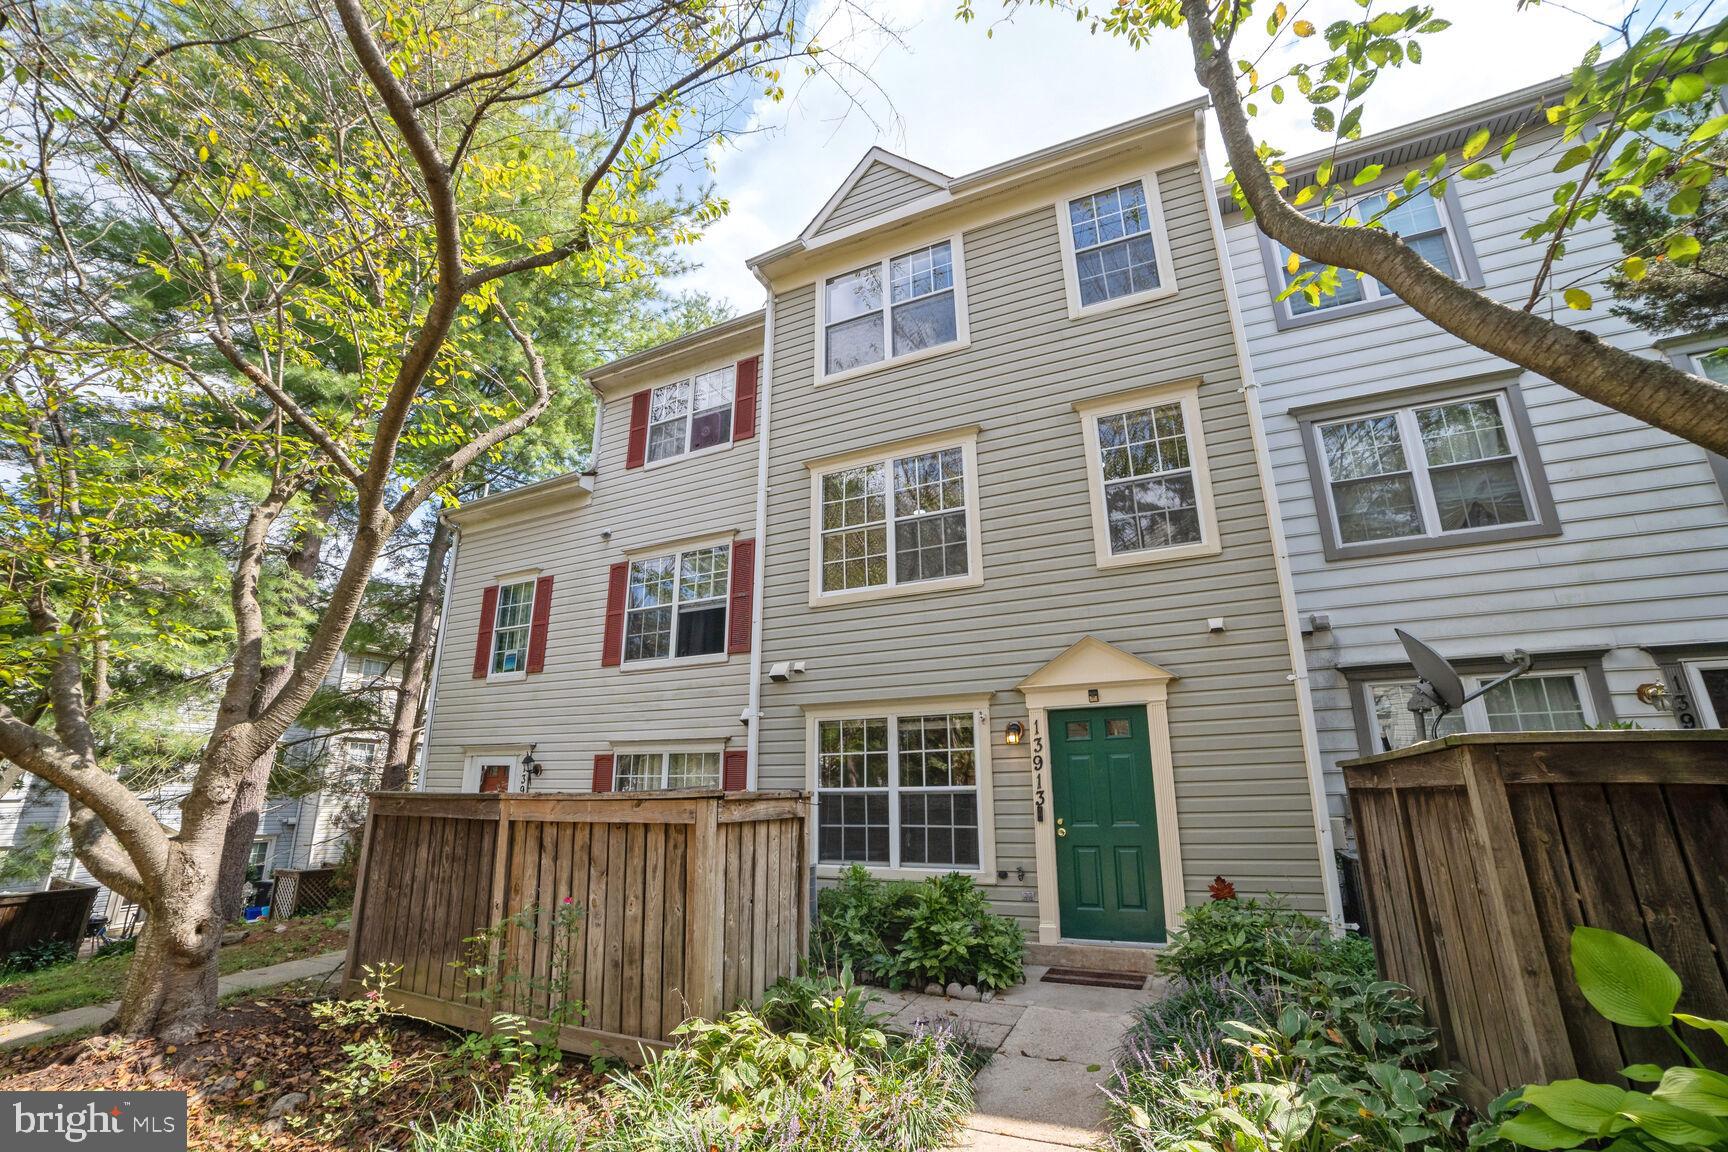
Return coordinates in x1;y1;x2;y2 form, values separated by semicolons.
1016;636;1185;945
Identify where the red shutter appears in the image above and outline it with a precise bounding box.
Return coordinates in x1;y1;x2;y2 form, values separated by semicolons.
525;575;554;673
600;562;629;667
625;390;650;468
732;356;760;442
592;753;614;793
726;538;755;655
472;585;499;678
722;748;748;792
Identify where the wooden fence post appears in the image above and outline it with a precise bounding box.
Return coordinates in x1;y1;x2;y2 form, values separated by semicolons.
485;796;512;1017
686;795;724;1018
340;805;377;990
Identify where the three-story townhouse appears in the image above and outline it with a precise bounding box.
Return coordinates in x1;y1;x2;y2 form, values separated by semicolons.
418;99;1345;959
1219;77;1728;858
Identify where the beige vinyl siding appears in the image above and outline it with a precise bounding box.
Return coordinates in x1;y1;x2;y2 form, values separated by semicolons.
1225;123;1728;829
760;160;1326;924
815;161;944;236
422;360;761;794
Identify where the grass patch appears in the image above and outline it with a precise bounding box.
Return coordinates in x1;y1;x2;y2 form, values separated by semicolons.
0;911;349;1023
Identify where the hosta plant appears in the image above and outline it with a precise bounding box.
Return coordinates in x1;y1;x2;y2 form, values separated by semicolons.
1494;927;1728;1150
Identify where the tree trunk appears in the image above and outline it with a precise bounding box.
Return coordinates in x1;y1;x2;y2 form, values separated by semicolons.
108;848;222;1044
380;516;452;792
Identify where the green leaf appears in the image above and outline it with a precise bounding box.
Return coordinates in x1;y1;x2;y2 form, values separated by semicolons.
1353;164;1384;186
1520;1081;1631;1134
1668;73;1707;105
1654;1067;1728;1116
1675;1012;1728;1044
1688;112;1728;143
1554;144;1593;173
1614;1094;1728;1146
1460;162;1495;180
1462;127;1492;160
1317;157;1334;187
1570;926;1680;1026
1668;233;1703;263
1669;187;1704;217
1621;1063;1664;1083
1497;1107;1590;1150
1313;107;1335;133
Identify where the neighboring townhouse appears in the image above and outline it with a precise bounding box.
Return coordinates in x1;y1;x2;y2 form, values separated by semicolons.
421;98;1345;955
1219;77;1728;852
419;311;764;797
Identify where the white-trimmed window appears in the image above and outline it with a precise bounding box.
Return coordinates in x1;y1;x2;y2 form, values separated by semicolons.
815;711;982;870
821;239;965;378
489;579;536;675
1058;174;1176;315
1366;671;1595;751
1316;393;1539;546
647;365;735;464
1077;382;1219;567
811;434;981;601
340;738;381;772
615;750;723;791
358;656;391;679
1683;660;1728;727
245;838;273;884
1275;187;1464;317
624;544;730;663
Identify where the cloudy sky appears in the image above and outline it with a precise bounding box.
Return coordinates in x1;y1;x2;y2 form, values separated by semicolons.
666;0;1650;309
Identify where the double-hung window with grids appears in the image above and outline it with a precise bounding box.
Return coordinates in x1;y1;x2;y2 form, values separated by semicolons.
815;711;982;870
1366;671;1595;751
615;750;723;791
815;438;977;598
822;240;963;377
623;544;730;663
647;366;735;464
489;579;536;675
1274;186;1464;318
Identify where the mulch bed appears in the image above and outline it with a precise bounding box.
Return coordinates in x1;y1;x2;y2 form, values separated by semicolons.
0;984;603;1151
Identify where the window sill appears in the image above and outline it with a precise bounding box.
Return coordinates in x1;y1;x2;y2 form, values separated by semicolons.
815;862;995;884
808;570;983;609
1322;519;1561;563
817;339;970;388
642;438;737;472
486;670;528;684
1066;281;1179;321
617;650;733;674
1094;538;1222;570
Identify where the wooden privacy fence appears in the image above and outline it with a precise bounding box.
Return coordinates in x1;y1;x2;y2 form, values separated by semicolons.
1344;732;1728;1102
0;880;98;958
342;790;810;1061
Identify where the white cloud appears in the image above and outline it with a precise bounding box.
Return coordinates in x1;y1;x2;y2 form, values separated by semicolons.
670;0;1641;309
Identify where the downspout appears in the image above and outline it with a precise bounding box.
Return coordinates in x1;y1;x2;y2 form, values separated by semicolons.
745;278;776;787
1195;109;1345;930
412;516;461;791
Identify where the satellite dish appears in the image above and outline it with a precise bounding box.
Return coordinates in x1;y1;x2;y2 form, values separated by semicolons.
1394;628;1534;742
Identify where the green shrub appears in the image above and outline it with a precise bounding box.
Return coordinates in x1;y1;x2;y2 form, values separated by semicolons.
93;936;137;961
588;996;973;1151
2;939;77;975
813;865;1024;991
759;968;890;1046
409;1080;587;1152
1157;894;1372;986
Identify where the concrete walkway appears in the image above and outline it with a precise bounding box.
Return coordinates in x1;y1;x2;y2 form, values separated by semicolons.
0;950;346;1050
870;964;1165;1151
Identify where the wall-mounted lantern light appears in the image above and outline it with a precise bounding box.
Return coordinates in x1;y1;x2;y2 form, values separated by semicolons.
520;744;542;791
1004;721;1024;746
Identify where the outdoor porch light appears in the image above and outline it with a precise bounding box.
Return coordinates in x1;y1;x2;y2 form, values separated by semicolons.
520;744;542;791
1004;721;1024;745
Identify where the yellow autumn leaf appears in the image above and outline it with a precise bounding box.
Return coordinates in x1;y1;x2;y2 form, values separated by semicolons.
1293;19;1315;36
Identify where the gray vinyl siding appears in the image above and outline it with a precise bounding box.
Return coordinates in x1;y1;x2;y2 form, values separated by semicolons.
759;159;1327;925
1225;124;1728;830
422;362;762;794
815;162;943;236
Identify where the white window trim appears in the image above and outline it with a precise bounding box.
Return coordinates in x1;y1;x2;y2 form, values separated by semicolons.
463;746;530;793
1682;660;1728;727
805;427;984;607
803;694;996;883
1363;669;1598;740
610;744;728;791
813;233;972;387
1055;168;1180;320
486;574;540;683
1075;379;1222;569
640;357;742;471
248;836;276;881
1312;390;1542;550
618;533;737;670
1272;184;1469;323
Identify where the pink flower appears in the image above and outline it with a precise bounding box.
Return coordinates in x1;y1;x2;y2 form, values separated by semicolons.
563;896;573;905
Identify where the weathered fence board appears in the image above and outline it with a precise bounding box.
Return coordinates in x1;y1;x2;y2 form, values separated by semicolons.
0;881;98;958
343;790;809;1062
1344;732;1728;1102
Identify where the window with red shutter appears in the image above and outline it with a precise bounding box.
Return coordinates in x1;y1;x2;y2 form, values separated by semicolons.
600;562;629;667
472;585;499;678
727;538;755;654
732;356;760;442
625;390;650;469
525;575;554;673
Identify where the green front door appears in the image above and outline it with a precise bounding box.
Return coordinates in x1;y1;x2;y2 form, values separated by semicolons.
1049;706;1166;943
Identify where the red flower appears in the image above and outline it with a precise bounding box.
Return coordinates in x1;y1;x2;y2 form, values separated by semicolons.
1208;876;1237;901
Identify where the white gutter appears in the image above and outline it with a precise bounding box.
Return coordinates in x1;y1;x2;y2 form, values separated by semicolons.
1195;110;1345;931
412;520;461;791
744;277;776;787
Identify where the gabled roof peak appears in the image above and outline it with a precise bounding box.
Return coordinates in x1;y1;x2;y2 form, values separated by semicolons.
799;146;951;240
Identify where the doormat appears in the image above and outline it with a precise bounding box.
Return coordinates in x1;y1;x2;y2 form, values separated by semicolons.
1039;966;1148;990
